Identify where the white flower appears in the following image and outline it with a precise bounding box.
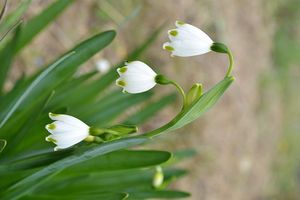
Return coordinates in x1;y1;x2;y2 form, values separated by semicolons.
45;113;90;151
96;58;111;73
163;20;213;57
116;61;157;94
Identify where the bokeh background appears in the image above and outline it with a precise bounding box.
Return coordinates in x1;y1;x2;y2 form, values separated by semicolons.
4;0;300;199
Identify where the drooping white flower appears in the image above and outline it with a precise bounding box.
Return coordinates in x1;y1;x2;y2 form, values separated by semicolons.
116;61;157;94
163;20;214;57
45;113;90;151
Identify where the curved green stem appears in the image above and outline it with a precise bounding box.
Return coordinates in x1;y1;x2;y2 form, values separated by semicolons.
169;80;187;109
155;74;187;110
225;49;234;77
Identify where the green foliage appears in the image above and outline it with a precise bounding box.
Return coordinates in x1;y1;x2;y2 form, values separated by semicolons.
145;76;234;137
0;1;234;199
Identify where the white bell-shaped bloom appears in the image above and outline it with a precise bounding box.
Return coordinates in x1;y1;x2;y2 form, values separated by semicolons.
163;20;213;57
45;113;90;151
116;61;157;94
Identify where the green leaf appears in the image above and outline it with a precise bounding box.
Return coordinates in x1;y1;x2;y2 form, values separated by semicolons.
0;0;7;23
0;24;21;93
66;24;165;103
1;137;148;200
144;76;235;137
166;149;197;166
124;93;176;125
0;149;74;173
38;168;186;195
0;52;74;129
127;190;190;199
61;150;171;174
0;0;30;35
19;193;128;200
15;0;73;52
86;92;152;125
0;30;116;131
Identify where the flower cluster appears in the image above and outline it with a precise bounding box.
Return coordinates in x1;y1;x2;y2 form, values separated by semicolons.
115;20;232;95
45;20;233;151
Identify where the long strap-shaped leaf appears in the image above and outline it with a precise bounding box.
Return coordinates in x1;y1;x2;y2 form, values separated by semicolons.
1;137;148;200
0;30;116;131
0;52;74;128
144;76;235;137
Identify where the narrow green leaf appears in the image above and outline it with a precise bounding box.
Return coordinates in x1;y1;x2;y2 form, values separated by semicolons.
15;0;73;52
19;193;128;200
0;24;21;94
124;93;176;125
0;30;116;132
0;0;30;34
0;149;73;173
87;92;152;125
126;22;165;61
0;51;75;129
166;149;197;166
0;0;7;23
39;168;186;195
144;76;234;137
1;137;148;200
62;150;171;174
66;24;165;102
127;190;190;199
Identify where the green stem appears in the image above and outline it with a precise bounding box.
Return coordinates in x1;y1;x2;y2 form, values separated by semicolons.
169;80;187;109
225;49;234;77
155;74;187;110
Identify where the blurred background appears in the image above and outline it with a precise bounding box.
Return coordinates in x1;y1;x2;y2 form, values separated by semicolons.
4;0;300;199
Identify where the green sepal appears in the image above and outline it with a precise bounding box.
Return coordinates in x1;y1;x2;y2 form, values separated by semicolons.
186;83;202;106
108;124;138;135
155;74;172;85
211;42;229;54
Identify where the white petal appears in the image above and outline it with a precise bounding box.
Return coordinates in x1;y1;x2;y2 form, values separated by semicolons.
168;28;192;42
49;113;89;129
177;24;213;44
45;121;87;135
169;40;212;57
124;80;156;93
126;61;156;76
47;130;88;149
